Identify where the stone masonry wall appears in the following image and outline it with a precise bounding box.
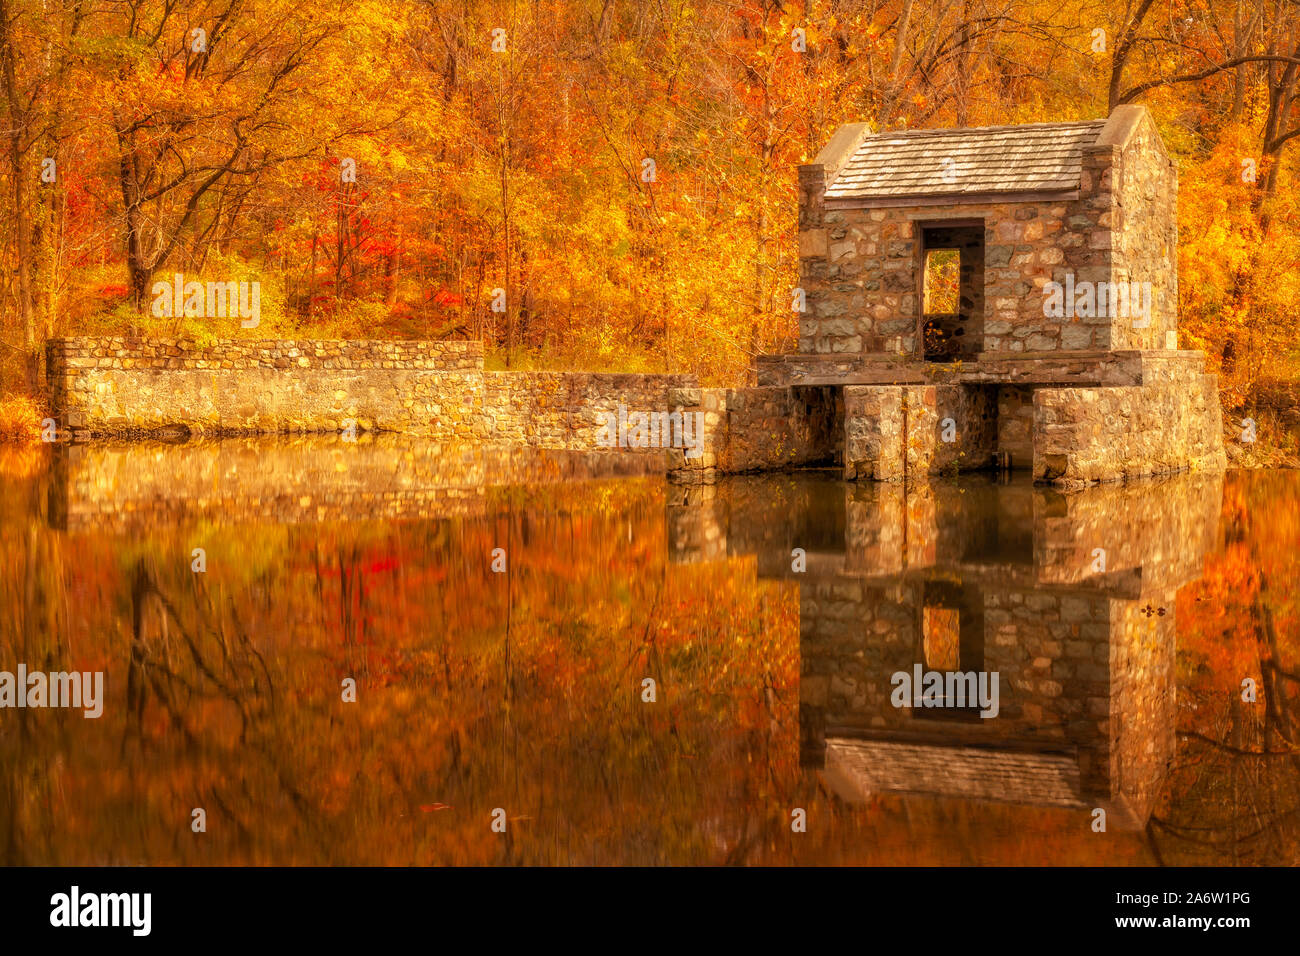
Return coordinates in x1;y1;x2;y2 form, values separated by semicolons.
844;384;995;480
996;386;1035;466
1108;110;1178;351
482;371;695;448
1034;373;1226;487
844;385;904;480
47;337;694;448
798;165;1117;354
666;384;841;481
902;384;997;477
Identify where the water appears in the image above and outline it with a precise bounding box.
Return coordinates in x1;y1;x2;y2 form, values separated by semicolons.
1;437;1297;865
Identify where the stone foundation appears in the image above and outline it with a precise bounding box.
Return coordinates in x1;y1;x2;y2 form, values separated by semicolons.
744;351;1225;487
1034;374;1225;487
48;337;1227;489
844;384;996;480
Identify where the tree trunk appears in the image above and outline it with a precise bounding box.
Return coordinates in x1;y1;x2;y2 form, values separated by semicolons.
116;128;155;313
0;0;36;388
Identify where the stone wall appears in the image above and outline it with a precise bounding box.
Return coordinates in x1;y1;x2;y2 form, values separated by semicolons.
49;337;484;373
1107;109;1179;351
798;195;1113;355
46;337;694;449
903;384;997;476
1034;373;1226;487
818;356;1225;487
844;385;905;480
996;386;1035;466
482;371;695;448
666;384;841;482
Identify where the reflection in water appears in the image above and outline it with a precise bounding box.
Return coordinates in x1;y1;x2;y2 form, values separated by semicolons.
671;474;1218;832
1;437;1297;865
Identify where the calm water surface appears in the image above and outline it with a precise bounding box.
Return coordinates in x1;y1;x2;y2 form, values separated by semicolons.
1;437;1297;865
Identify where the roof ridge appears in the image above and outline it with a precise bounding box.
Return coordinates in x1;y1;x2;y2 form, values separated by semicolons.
862;118;1106;138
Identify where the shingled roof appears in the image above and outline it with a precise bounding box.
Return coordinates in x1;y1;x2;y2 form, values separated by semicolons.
822;119;1107;204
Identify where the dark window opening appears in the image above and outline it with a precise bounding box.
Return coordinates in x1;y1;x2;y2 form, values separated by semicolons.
921;223;984;361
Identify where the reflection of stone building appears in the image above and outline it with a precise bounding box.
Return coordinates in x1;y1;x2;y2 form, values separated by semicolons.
668;471;1221;829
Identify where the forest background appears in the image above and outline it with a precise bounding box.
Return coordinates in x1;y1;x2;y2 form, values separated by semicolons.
1;0;1298;445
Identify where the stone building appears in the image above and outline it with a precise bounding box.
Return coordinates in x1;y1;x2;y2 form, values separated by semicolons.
796;105;1177;356
669;105;1227;487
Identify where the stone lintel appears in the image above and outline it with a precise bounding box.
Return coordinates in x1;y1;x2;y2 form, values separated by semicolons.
757;349;1207;389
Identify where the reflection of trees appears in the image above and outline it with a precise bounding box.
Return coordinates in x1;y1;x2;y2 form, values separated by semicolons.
1150;693;1300;865
125;558;276;749
0;475;66;864
311;542;369;650
125;558;342;858
1148;482;1300;865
